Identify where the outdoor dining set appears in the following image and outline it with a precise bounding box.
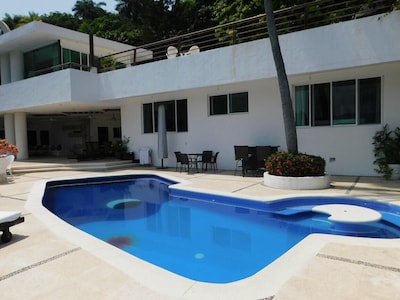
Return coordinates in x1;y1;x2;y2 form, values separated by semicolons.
174;151;219;173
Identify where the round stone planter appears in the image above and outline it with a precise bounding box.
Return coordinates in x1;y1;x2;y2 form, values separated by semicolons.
263;172;331;190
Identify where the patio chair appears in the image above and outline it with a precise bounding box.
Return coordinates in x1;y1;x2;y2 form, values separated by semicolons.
0;211;24;243
255;146;274;169
166;46;178;58
174;151;182;170
234;146;248;175
178;153;198;173
210;152;219;172
201;150;213;171
186;45;200;55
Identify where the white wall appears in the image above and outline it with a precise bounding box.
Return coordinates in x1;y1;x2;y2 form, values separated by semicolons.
120;60;400;176
98;12;400;101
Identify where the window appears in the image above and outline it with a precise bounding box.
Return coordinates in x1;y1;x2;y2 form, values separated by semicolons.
113;127;122;138
210;92;248;115
143;103;154;133
143;99;188;133
24;42;61;78
176;99;188;132
295;85;309;126
359;77;381;124
154;101;175;132
210;95;228;115
332;80;356;125
230;92;248;113
312;83;330;126
62;48;89;70
295;77;381;126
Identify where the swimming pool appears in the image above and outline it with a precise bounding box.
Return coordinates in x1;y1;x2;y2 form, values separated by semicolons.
42;174;400;283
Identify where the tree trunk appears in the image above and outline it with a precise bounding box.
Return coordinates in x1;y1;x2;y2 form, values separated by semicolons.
264;0;298;153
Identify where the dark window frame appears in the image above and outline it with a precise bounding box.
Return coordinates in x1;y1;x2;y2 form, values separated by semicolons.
143;99;188;134
295;77;381;127
209;92;249;116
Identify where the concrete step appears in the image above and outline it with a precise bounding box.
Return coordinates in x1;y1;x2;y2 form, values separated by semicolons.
11;159;138;174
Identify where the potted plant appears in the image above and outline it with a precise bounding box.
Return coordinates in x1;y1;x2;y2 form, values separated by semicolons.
373;124;400;179
112;136;132;160
264;151;330;189
0;139;19;156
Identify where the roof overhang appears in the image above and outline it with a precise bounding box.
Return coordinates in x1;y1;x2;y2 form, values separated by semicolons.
0;21;134;56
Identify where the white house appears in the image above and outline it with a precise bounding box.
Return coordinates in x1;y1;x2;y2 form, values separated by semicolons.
0;9;399;176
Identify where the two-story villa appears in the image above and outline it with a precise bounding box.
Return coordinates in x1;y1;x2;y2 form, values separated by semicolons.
1;4;399;176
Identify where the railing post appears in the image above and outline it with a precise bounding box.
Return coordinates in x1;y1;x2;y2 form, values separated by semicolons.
131;49;137;66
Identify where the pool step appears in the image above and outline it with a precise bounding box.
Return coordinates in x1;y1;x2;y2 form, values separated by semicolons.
12;159;138;174
273;205;315;216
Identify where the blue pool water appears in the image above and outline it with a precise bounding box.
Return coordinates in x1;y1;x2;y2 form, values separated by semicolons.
42;174;400;283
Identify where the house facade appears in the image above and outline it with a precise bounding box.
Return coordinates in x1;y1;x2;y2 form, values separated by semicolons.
0;11;399;176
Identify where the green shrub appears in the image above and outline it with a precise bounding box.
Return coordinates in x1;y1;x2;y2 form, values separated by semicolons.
266;151;326;177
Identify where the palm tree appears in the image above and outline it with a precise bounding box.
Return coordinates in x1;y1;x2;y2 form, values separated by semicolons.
264;0;298;153
73;0;107;20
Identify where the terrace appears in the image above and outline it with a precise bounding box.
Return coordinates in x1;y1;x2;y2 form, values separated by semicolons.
98;0;395;73
1;160;400;299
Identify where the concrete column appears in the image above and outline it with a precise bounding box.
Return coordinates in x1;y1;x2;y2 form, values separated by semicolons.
1;54;11;84
4;114;15;144
14;112;28;160
10;51;24;82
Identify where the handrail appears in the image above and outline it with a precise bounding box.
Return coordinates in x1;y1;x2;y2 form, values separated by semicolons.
98;0;394;73
26;0;395;76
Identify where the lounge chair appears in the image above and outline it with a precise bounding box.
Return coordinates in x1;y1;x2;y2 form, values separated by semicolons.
0;211;24;243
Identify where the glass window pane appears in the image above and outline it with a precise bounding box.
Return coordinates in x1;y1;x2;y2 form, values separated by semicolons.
358;77;381;124
81;53;88;66
210;95;228;115
229;92;248;113
24;42;60;78
177;99;188;132
295;85;309;126
332;80;356;125
143;103;153;133
154;101;176;132
312;83;331;126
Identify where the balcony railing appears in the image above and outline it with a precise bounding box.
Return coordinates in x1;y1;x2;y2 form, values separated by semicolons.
98;0;395;73
28;62;91;78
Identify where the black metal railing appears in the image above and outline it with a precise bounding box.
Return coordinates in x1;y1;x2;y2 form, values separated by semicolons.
28;62;91;78
98;0;395;73
22;0;393;76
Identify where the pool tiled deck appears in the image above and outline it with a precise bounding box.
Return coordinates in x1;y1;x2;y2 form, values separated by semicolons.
1;160;400;299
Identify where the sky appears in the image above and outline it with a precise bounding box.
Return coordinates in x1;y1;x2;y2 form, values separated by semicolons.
1;0;118;18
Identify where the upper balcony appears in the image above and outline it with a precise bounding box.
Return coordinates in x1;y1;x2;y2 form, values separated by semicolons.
97;0;396;73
